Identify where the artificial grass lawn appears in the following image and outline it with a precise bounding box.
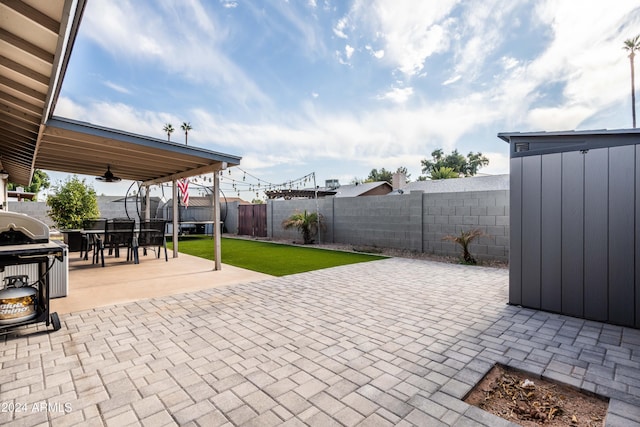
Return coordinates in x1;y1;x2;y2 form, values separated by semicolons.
169;235;387;276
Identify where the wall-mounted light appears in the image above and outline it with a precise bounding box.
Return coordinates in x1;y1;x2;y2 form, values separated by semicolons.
0;170;8;180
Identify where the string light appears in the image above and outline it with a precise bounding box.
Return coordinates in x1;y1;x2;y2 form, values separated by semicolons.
158;167;316;201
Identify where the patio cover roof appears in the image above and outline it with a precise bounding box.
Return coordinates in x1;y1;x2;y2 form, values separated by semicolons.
0;0;241;187
37;117;241;185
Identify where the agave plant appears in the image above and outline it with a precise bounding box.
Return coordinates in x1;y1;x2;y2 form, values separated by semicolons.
442;228;486;264
282;210;325;244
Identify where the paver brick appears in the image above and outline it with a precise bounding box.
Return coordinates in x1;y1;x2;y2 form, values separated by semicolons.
3;258;640;426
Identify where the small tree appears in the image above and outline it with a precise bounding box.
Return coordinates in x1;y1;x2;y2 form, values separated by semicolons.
366;166;410;184
421;148;489;178
46;176;100;229
282;210;325;244
442;228;486;264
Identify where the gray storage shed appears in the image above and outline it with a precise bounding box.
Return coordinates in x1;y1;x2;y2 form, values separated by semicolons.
498;129;640;329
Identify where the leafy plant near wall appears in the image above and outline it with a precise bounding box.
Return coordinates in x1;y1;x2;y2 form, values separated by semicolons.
442;228;486;264
282;210;325;244
46;176;100;229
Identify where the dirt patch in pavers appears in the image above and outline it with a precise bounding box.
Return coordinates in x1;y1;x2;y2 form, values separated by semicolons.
464;364;608;426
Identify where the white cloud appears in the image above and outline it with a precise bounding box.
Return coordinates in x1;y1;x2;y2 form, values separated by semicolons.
83;0;270;108
365;45;384;59
491;0;640;131
103;81;131;94
333;17;348;39
220;1;238;9
341;0;459;76
345;44;354;59
442;75;461;86
377;87;413;104
501;56;519;71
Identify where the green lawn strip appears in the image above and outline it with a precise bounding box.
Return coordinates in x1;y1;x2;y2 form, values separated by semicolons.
168;235;387;276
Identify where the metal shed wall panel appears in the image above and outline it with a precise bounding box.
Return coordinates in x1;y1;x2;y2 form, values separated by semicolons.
509;158;523;305
505;131;639;328
637;145;640;329
540;153;562;313
560;151;584;318
521;156;542;308
583;148;608;321
608;145;635;326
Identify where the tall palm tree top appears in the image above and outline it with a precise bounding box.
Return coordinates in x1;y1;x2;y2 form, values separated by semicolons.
163;123;174;132
181;122;192;132
624;35;640;51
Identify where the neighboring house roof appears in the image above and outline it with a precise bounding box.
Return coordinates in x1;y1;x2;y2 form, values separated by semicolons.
222;197;252;205
265;181;393;199
97;196;127;204
162;196;212;208
265;189;337;199
399;174;509;194
332;181;393;197
162;195;251;206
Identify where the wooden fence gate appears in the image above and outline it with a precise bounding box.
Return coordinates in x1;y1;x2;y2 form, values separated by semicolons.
238;204;267;237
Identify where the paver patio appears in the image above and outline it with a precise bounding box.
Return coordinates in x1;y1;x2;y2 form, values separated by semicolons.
1;257;639;426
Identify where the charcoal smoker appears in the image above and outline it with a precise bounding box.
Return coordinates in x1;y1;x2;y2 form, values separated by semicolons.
0;212;63;334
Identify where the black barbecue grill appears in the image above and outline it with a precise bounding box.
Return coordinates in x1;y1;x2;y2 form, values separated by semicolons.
0;211;63;334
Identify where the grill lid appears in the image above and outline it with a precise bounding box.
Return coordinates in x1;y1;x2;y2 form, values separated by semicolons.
0;212;50;245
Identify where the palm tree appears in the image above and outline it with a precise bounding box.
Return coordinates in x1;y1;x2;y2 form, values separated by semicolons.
623;35;640;128
181;122;192;145
442;228;486;264
281;210;325;244
430;166;459;180
163;123;174;141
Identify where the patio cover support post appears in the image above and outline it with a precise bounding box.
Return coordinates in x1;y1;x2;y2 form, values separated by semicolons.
172;179;179;258
213;168;221;270
144;186;150;221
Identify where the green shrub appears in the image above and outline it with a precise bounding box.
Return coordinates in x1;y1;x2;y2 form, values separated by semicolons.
46;176;100;229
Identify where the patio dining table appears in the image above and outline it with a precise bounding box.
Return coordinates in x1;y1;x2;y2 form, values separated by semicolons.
81;228;164;265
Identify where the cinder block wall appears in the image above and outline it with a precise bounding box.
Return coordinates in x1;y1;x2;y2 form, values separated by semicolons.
268;190;509;262
422;190;509;260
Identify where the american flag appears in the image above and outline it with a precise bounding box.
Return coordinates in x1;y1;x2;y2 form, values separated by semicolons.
177;178;189;208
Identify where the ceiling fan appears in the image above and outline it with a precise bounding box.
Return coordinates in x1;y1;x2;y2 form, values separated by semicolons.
96;165;122;182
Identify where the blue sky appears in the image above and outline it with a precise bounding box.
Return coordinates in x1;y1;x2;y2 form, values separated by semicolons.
48;0;640;199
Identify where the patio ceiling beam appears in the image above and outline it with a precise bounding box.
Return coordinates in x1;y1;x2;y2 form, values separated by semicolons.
39;133;214;169
0;75;47;103
0;144;35;163
1;92;42;115
0;55;51;87
0;116;38;135
33;157;186;181
0;29;54;65
2;0;61;35
36;148;216;181
0;104;40;124
1;121;38;140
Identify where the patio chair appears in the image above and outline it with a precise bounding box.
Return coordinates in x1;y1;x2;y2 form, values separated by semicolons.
98;218;136;267
135;219;168;263
80;218;106;262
